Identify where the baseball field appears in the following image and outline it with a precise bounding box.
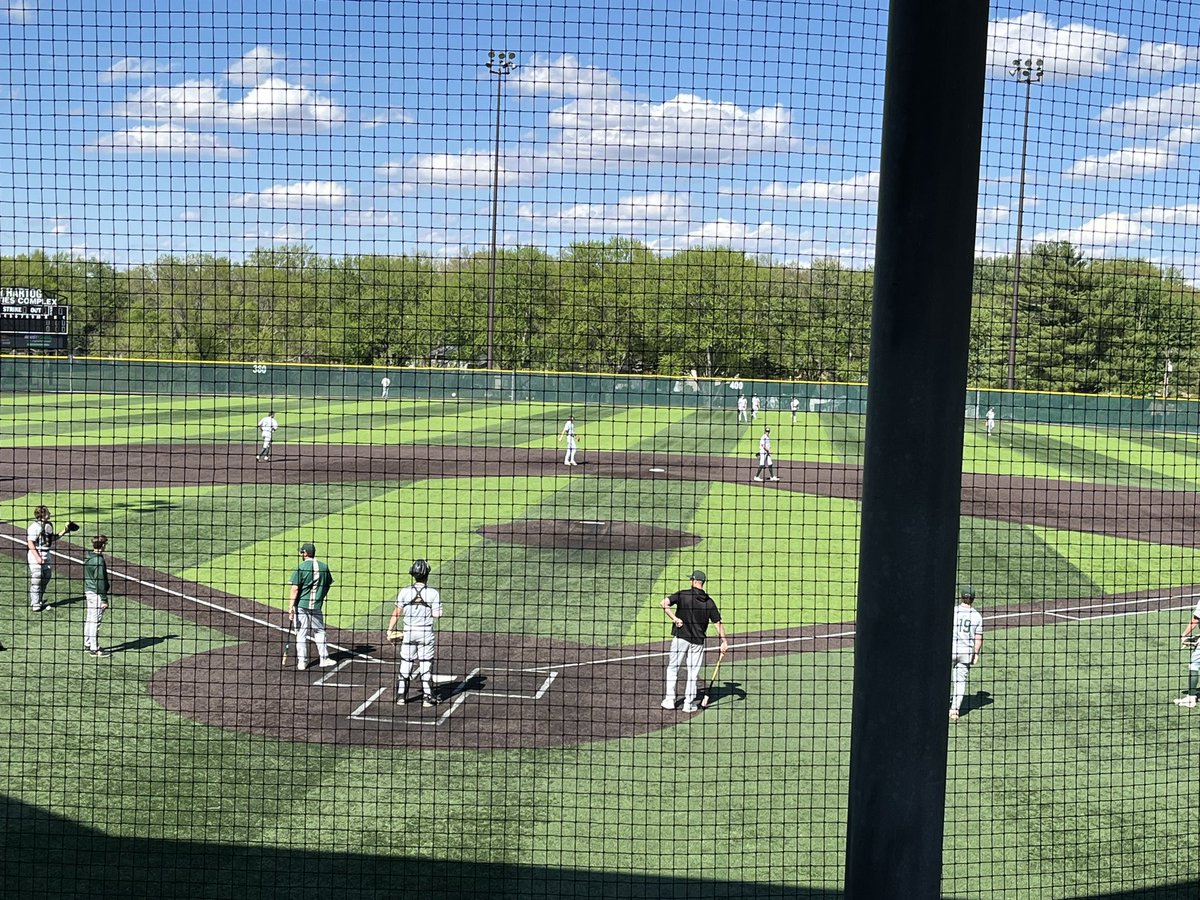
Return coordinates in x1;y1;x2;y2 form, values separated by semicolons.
2;383;1199;898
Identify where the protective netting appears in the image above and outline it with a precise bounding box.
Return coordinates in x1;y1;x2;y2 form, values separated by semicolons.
1;2;1198;898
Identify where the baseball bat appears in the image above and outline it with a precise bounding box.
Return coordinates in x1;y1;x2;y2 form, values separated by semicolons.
282;611;295;666
700;647;728;708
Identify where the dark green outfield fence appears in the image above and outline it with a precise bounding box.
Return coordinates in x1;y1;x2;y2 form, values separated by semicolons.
3;354;1198;431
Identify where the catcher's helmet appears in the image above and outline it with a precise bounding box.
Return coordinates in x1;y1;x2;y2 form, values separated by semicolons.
410;559;432;581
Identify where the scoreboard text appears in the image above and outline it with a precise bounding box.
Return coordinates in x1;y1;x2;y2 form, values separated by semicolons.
0;287;69;351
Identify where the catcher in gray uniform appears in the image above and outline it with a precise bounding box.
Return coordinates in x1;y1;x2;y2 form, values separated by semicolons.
387;559;444;707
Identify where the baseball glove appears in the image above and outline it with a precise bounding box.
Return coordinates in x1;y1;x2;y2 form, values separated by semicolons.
386;629;404;644
64;521;80;534
1182;635;1199;649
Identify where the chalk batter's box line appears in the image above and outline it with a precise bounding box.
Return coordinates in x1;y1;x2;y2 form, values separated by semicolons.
348;666;482;727
316;656;561;701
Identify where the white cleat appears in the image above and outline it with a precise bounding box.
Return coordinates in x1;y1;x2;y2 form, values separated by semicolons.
660;698;676;710
753;476;763;482
1174;695;1196;707
297;660;309;671
681;703;699;713
318;657;336;668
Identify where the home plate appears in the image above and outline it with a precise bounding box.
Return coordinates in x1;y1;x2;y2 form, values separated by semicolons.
649;467;666;473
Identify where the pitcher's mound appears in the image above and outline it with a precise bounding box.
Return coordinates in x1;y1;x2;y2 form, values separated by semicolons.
478;519;701;551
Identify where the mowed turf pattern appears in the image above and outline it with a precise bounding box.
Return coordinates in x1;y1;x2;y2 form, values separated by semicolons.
2;391;1200;897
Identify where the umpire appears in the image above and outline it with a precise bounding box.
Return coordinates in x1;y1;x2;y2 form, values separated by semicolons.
660;570;729;712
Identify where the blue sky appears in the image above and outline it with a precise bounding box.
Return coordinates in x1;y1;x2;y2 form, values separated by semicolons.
3;1;1200;280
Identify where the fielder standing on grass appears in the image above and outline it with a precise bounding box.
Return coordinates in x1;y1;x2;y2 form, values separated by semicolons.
559;414;579;466
660;570;729;713
386;559;443;707
256;410;279;461
288;543;336;671
83;534;111;658
950;585;984;722
26;505;61;612
790;396;800;424
1173;601;1200;708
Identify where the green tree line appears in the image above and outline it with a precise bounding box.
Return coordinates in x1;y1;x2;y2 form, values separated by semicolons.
3;238;1196;396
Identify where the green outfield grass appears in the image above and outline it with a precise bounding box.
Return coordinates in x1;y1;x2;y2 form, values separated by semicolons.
4;390;1200;897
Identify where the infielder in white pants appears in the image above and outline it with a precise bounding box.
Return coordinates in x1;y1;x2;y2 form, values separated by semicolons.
950;585;984;722
388;559;444;707
660;570;729;713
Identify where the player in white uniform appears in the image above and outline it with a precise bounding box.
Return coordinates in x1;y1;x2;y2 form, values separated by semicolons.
256;411;279;461
381;376;391;399
736;396;748;422
790;397;800;424
26;505;58;611
753;427;778;481
751;394;761;421
388;559;444;707
950;585;984;721
1173;600;1200;707
985;407;996;438
559;415;578;466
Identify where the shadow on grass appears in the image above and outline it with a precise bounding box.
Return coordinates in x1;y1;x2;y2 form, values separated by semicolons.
108;633;179;653
1;797;1195;900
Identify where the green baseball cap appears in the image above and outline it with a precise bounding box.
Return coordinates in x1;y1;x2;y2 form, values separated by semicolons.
299;542;317;557
959;584;976;600
690;570;707;584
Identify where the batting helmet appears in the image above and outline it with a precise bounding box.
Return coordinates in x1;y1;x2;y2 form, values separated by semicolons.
410;559;432;581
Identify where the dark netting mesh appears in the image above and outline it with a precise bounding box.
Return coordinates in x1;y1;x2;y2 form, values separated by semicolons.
0;2;1197;898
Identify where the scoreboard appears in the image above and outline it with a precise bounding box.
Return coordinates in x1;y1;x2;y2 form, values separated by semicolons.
1;287;69;352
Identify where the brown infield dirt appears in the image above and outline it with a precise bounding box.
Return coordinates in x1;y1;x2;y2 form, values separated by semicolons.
1;442;1198;750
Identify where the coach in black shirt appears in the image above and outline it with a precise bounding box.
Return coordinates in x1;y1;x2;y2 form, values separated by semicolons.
660;570;730;712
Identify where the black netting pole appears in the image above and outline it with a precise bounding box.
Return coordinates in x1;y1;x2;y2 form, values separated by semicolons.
843;2;990;898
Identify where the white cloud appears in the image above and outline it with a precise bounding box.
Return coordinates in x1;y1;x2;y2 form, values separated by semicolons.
1097;84;1200;134
379;152;526;190
647;219;801;257
90;124;242;157
987;12;1126;80
1136;203;1200;226
363;107;414;129
1066;144;1177;180
113;76;345;133
226;46;285;87
1128;41;1200;76
978;204;1012;225
341;208;407;227
548;93;794;168
47;217;70;235
1036;211;1151;252
757;171;878;202
98;57;171;84
230;181;348;209
1065;126;1200;179
518;192;692;232
242;224;310;243
511;53;622;100
4;2;34;23
227;77;345;132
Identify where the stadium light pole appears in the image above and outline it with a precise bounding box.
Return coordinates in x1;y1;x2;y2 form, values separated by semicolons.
486;50;516;370
1006;57;1043;391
